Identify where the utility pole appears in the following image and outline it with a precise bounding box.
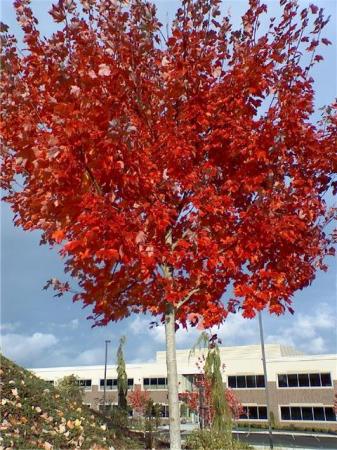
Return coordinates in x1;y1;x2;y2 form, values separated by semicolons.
103;339;111;413
258;311;273;450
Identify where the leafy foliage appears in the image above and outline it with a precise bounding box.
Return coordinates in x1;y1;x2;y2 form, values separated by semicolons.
185;429;252;450
56;374;84;404
0;355;140;449
1;0;336;331
128;387;150;416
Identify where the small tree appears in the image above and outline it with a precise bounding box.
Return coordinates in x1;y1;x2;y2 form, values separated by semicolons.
56;374;84;403
181;333;243;430
204;340;231;432
128;387;150;417
117;335;128;413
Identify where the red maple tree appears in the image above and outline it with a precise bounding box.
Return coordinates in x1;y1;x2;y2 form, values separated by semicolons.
179;353;244;426
128;387;150;416
179;386;244;423
1;0;336;447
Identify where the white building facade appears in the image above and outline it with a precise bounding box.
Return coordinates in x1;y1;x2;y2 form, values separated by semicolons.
30;344;337;430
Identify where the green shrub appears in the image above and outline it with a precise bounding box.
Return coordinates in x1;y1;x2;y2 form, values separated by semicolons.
185;429;252;450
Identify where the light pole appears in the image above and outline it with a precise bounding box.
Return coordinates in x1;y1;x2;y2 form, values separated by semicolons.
258;311;273;450
103;339;111;413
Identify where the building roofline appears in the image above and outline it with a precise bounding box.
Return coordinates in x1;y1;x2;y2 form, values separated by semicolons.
28;354;337;372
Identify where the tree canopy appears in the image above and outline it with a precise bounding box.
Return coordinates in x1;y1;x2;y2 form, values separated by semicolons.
1;0;336;329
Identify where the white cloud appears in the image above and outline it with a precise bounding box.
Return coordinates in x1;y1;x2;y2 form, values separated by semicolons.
266;303;336;354
128;311;258;349
309;337;326;353
1;332;58;366
71;347;105;365
129;316;148;334
128;302;335;357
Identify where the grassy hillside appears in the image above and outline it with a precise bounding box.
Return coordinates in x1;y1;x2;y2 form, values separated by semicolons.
0;355;141;449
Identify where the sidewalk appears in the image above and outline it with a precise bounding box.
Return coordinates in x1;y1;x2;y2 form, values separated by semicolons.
158;423;337;439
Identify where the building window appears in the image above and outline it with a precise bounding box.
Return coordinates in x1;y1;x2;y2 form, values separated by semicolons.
143;377;168;389
45;380;54;385
277;373;331;388
298;374;309;387
99;379;134;390
100;379;117;390
239;406;268;420
228;375;265;389
280;406;336;422
77;379;92;391
160;404;169;418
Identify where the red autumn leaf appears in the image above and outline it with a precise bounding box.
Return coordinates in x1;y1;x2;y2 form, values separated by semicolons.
51;230;65;243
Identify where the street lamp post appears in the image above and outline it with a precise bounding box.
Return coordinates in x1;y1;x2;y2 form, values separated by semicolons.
103;339;111;413
258;311;273;450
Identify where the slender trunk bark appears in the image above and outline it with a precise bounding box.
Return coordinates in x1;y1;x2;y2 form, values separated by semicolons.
165;303;181;450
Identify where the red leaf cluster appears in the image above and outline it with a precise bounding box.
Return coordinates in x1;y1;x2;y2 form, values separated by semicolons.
1;0;336;327
128;387;150;415
179;357;244;423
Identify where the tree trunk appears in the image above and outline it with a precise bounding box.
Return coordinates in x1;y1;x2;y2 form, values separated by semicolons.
165;303;181;450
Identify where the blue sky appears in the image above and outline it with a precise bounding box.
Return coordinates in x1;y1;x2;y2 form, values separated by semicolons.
1;0;336;369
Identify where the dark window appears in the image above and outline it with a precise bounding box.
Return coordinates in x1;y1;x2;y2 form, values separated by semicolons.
325;408;336;422
46;380;54;385
228;376;236;388
237;376;246;388
100;379;117;389
278;373;331;388
291;407;302;421
239;407;248;419
128;378;134;386
298;374;309;387
278;374;287;388
281;406;336;422
158;378;167;386
309;373;320;387
160;405;169;418
246;376;256;388
313;407;325;421
256;375;265;388
320;373;332;387
281;407;290;420
259;407;267;420
248;406;258;420
145;378;168;389
78;379;92;389
288;374;298;387
228;375;264;389
302;407;313;421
